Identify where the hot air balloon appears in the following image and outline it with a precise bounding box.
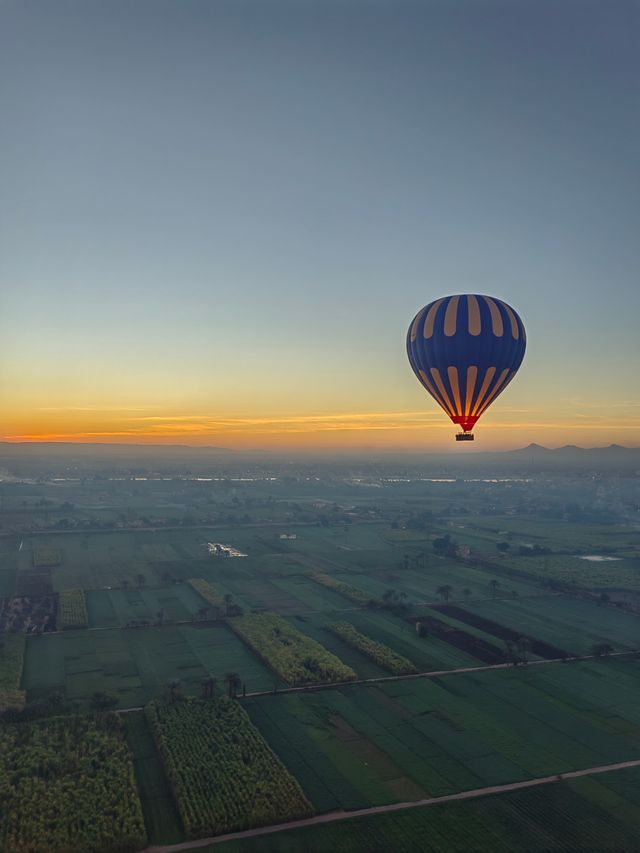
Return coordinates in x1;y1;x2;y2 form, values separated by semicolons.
407;294;526;441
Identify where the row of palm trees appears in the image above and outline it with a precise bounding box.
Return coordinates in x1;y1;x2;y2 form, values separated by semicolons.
89;670;245;712
166;671;244;703
435;578;506;602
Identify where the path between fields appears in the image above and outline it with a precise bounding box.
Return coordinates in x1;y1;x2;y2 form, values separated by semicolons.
144;756;640;852
238;649;638;699
116;649;638;714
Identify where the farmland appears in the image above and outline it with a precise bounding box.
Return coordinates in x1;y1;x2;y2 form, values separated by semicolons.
329;622;417;675
229;612;357;685
146;697;313;837
212;766;640;853
0;713;146;853
440;595;640;656
1;458;639;850
0;633;26;710
22;622;277;708
58;588;89;629
187;577;226;610
245;659;640;812
123;711;184;845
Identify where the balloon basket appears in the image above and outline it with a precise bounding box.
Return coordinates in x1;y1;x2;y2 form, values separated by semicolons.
455;433;474;442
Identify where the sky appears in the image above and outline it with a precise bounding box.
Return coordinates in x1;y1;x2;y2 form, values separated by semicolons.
1;0;638;452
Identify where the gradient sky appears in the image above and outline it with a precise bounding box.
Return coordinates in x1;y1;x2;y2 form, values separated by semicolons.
1;0;638;451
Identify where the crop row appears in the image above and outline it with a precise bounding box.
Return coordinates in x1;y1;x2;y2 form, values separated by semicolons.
146;697;313;838
229;612;357;685
0;634;26;711
0;713;146;852
309;572;374;605
188;577;225;609
32;547;62;568
329;622;417;675
58;588;89;629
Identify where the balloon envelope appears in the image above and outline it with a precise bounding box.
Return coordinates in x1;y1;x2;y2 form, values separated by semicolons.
406;294;526;434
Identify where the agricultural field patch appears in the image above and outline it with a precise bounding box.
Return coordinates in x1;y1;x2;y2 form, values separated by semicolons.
23;622;275;708
32;546;62;567
285;614;387;680
458;595;640;656
187;577;225;610
308;572;375;605
246;660;640;813
0;633;26;710
329;622;417;675
85;584;205;628
146;697;313;838
212;766;640;853
469;517;638;552
0;566;17;597
0;713;146;853
272;575;354;612
229;612;356;686
14;565;53;596
123;711;184;845
58;588;88;629
345;610;483;671
222;575;311;614
432;603;570;659
483;549;640;593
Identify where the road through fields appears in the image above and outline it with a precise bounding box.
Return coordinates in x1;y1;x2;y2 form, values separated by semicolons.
144;757;640;852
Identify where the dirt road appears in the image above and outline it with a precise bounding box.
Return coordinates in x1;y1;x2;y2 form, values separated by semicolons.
144;756;640;852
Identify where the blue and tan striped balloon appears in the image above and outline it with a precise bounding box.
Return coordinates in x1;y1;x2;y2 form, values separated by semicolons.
406;295;526;439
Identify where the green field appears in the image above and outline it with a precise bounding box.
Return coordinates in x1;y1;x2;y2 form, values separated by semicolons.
212;766;640;852
0;633;26;709
23;622;278;708
123;711;184;845
146;698;313;838
244;659;640;813
457;595;640;655
86;583;206;627
345;609;481;671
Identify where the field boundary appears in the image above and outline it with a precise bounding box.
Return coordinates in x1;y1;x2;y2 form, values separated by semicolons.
238;648;639;699
144;757;640;852
113;649;639;714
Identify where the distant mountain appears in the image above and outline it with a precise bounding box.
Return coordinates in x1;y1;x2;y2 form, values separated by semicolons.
482;443;640;471
512;443;640;458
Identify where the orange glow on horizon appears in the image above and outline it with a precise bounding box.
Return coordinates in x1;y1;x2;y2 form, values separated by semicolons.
2;406;639;451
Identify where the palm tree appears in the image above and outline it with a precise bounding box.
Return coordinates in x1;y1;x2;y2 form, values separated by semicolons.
167;679;181;703
156;609;164;626
201;676;217;698
462;588;472;601
517;636;532;663
436;584;452;602
90;691;117;712
504;639;518;666
224;671;241;698
488;579;500;599
223;593;233;616
591;642;614;657
136;573;146;587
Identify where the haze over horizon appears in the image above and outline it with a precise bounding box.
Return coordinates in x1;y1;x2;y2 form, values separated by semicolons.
1;0;638;451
